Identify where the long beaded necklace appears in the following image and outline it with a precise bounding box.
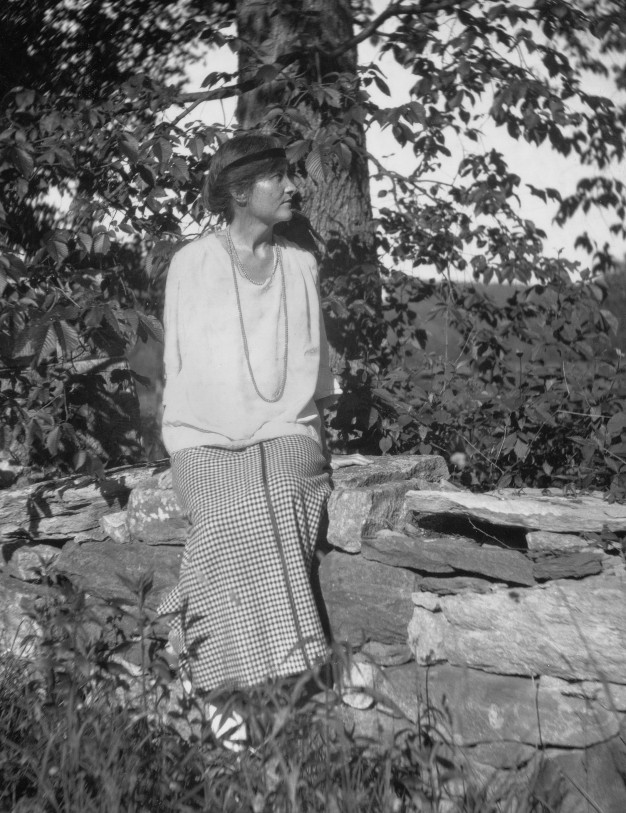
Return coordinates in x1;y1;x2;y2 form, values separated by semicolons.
226;228;279;287
225;228;288;403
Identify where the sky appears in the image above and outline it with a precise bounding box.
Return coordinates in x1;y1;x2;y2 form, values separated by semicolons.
178;2;626;279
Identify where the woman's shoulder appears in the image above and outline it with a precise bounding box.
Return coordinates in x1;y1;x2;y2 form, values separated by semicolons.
171;231;221;263
275;235;317;272
167;231;225;278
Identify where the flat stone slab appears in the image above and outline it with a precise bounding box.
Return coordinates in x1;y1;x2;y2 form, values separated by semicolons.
577;680;626;712
532;551;604;581
126;478;189;544
414;575;495;595
408;573;626;683
526;530;602;553
360;641;413;667
55;539;182;612
328;481;425;553
0;466;161;542
381;663;620;749
6;543;60;581
332;454;449;489
539;735;626;813
100;510;131;544
406;489;626;533
327;455;449;553
319;550;418;646
362;530;535;585
0;572;48;655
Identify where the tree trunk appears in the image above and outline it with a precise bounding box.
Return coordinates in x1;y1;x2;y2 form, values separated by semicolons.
236;0;372;244
235;0;380;362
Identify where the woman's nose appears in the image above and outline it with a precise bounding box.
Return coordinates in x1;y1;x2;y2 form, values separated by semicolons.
284;176;296;195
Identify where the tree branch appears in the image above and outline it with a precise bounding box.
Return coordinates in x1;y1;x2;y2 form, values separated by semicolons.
326;0;466;58
174;0;466;108
177;80;252;105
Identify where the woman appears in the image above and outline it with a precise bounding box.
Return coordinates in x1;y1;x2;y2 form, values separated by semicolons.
158;133;340;706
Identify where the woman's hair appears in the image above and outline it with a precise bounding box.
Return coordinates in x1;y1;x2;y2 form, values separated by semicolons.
204;132;287;223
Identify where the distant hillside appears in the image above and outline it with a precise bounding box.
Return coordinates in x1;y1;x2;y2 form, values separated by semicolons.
400;283;521;366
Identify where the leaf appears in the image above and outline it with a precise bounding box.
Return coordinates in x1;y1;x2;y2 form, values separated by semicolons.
78;232;93;253
321;86;342;107
153;138;173;165
138;313;164;343
46;425;61;457
305;147;326;183
513;437;529;460
37;324;59;364
12;178;28;202
379;436;392;454
137;163;155;186
15;89;35;109
286;139;310;163
324;294;349;318
13;147;34;178
546;187;562;203
334;142;352;170
284;107;311;128
118;134;140;163
13;323;50;361
170;156;189;182
189;136;205;161
255;64;280;84
373;74;391;96
46;235;70;263
606;413;626;438
54;321;81;358
73;450;87;471
76;430;107;458
123;309;140;332
15;322;59;365
93;232;111;255
102;306;122;336
526;184;547;202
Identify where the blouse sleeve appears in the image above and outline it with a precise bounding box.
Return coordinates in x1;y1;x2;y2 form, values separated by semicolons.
313;258;342;403
162;251;183;397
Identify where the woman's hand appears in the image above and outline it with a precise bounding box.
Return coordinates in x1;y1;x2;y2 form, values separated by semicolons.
331;453;371;469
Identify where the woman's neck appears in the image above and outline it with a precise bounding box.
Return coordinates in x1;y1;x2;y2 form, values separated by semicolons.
228;216;274;253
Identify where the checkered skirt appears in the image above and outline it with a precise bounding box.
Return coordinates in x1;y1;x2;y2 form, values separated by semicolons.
158;435;331;691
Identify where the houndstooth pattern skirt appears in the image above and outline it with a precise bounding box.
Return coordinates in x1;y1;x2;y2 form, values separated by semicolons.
158;435;331;692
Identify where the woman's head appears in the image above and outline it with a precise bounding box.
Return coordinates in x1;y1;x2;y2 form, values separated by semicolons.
204;133;289;223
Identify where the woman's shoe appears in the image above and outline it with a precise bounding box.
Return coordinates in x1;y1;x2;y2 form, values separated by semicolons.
337;659;376;710
206;702;249;753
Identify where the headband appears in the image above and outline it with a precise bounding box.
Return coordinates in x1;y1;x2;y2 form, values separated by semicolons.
220;147;287;173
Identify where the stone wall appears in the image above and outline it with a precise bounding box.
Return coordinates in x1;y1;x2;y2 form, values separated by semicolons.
320;474;626;813
1;455;625;811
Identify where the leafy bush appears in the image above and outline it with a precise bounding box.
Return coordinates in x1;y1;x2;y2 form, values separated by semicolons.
2;1;626;493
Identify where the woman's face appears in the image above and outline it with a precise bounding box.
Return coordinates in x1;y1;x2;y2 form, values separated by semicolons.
243;165;296;226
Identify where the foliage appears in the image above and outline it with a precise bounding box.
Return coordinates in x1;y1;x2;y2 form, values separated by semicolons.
603;258;626;352
361;271;626;496
0;3;211;473
0;575;561;812
1;0;626;490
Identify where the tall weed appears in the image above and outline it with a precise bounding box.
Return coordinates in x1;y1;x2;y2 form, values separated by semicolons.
0;576;561;812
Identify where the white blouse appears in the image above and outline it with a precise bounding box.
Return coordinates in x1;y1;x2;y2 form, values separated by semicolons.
161;232;339;454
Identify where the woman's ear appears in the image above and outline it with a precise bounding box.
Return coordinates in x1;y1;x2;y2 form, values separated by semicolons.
231;185;248;207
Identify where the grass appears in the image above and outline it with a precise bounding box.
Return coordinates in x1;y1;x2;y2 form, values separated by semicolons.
0;574;561;813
